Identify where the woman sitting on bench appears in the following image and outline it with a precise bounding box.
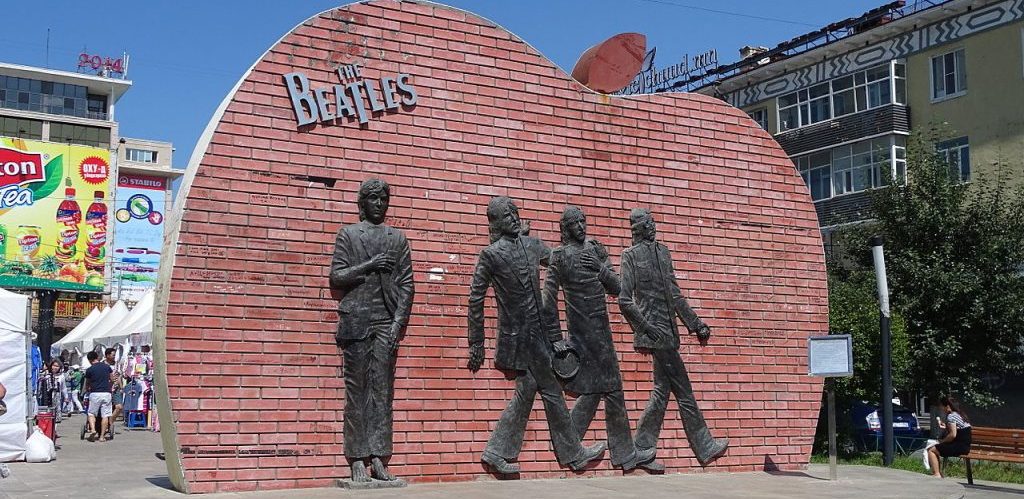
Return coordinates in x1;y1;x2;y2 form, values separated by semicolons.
928;395;972;478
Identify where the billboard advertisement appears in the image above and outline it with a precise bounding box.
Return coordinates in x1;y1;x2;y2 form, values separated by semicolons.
110;173;165;301
0;137;110;291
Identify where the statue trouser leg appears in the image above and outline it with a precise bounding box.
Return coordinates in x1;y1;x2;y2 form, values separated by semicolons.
634;356;671;452
570;393;600;439
343;325;395;460
484;369;537;461
487;336;586;464
654;348;717;463
571;391;635;466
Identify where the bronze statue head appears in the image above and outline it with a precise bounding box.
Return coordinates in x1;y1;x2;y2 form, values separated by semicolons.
560;206;586;245
487;196;521;243
630;208;656;244
358;178;390;224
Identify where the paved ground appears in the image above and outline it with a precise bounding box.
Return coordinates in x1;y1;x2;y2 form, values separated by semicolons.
1;414;1021;498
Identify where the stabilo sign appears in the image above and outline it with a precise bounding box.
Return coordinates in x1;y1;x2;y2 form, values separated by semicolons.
283;63;418;128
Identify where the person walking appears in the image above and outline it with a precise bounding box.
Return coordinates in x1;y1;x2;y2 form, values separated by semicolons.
83;351;113;442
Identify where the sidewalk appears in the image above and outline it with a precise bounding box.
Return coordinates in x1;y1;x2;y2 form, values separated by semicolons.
3;416;1020;499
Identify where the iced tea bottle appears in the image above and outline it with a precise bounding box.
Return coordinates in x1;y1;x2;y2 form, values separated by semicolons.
55;186;81;265
84;191;108;271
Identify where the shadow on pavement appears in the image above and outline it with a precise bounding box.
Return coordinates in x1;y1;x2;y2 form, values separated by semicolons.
146;475;178;492
964;483;1024;496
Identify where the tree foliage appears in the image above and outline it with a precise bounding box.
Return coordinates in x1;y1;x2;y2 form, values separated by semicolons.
838;130;1024;407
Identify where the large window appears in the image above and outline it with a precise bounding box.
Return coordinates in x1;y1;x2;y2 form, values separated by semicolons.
126;148;157;163
49;123;111;148
0;76;108;120
931;48;966;100
0;116;43;140
937;137;970;181
778;61;906;132
747;107;768;131
795;135;906;201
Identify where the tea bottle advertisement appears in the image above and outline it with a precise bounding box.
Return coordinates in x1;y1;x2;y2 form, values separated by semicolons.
0;137;110;291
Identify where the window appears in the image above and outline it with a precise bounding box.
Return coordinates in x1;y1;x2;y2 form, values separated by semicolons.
797;151;832;201
126;148;157;163
931;48;966;100
0;76;108;120
0;116;43;140
49;123;111;148
747;108;768;131
794;135;907;201
937;137;970;181
778;61;905;131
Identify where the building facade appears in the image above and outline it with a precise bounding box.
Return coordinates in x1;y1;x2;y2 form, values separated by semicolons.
0;62;179;333
697;0;1024;237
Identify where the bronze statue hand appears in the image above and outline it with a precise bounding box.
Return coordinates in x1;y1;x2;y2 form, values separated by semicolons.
387;324;402;354
579;252;602;272
368;252;396;274
468;343;484;372
696;325;711;345
552;339;570;354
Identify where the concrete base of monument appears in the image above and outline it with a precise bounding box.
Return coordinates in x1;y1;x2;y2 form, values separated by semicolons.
337;478;409;489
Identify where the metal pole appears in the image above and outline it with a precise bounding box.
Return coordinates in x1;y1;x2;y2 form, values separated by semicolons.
870;235;894;466
828;385;837;480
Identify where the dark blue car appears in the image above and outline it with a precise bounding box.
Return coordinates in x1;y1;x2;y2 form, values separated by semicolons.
850;400;926;453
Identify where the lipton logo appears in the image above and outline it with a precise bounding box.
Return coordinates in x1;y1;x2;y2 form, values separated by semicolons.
0;147;46;189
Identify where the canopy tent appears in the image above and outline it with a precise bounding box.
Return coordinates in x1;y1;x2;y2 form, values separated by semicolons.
50;306;103;359
93;291;154;350
53;305;108;349
62;301;128;354
0;288;31;462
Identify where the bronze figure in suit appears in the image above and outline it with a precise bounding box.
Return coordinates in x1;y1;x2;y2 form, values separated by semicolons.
542;206;655;471
467;197;605;475
619;208;728;467
329;178;414;483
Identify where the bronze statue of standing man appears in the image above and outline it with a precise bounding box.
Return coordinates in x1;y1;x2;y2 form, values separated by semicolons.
619;208;728;467
329;178;414;484
467;196;606;475
542;206;656;471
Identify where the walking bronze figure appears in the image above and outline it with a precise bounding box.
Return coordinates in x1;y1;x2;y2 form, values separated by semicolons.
467;196;606;475
618;208;728;467
542;206;656;471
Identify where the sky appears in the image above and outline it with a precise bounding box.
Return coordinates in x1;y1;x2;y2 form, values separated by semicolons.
2;1;886;168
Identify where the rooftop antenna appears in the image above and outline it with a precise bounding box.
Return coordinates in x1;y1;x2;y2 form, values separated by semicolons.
45;28;51;68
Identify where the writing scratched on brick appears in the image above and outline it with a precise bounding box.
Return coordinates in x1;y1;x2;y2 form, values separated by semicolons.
179;447;311;456
250;193;288;205
187;246;228;258
185;270;227;281
304;255;332;265
413;304;466;315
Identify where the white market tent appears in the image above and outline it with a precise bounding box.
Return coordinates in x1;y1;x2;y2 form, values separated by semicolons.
0;288;31;462
63;301;129;354
93;291;154;349
50;305;103;359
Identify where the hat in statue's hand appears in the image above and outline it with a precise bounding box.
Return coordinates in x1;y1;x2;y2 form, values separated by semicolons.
551;347;580;380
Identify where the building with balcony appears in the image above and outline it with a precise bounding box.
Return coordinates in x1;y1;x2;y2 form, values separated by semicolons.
0;61;180;337
693;0;1024;240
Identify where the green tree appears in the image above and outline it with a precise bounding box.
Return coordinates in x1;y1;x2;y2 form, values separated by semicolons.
862;130;1024;408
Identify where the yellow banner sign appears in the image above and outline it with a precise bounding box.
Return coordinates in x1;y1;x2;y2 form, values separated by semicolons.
0;137;110;291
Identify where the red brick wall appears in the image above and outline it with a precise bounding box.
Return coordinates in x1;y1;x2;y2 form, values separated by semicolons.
156;0;827;493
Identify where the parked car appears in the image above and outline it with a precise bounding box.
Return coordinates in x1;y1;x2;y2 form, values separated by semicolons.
850;400;926;453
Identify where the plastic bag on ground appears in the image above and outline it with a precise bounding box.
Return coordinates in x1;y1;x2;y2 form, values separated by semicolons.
24;427;56;463
922;438;939;471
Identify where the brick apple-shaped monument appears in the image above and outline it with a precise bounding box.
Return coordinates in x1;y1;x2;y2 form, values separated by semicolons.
153;0;828;493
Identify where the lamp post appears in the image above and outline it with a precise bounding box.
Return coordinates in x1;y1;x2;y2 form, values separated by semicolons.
870;235;894;466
